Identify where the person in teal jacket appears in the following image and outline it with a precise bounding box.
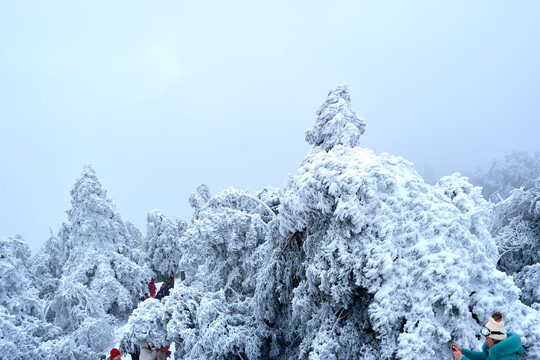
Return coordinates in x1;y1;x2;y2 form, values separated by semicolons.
450;311;524;360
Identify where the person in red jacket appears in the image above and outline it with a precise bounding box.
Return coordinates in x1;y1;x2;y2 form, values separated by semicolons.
148;277;157;297
108;348;121;360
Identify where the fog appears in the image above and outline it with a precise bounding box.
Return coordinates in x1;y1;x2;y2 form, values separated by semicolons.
1;1;539;253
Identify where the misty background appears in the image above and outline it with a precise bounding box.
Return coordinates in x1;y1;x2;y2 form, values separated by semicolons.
1;1;539;254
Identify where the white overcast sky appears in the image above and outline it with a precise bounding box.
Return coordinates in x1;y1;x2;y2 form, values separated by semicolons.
1;1;539;253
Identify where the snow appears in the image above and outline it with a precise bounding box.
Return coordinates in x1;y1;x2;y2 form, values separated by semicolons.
2;83;540;359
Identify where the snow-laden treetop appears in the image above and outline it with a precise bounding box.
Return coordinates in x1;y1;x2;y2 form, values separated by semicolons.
68;164;115;226
305;82;366;151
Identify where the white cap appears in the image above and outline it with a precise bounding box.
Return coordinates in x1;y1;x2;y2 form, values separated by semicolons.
485;314;507;341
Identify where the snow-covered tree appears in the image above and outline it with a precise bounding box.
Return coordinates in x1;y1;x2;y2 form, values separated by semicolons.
490;186;540;307
30;230;68;299
0;235;53;359
121;186;279;359
189;183;211;220
43;277;115;358
254;83;540;359
144;210;185;280
56;165;150;319
126;220;147;265
470;151;540;202
434;173;496;260
24;165;153;358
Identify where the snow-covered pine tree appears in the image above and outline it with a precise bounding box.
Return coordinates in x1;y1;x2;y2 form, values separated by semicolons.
55;165;151;320
0;235;56;359
32;165;151;358
121;186;279;359
43;277;115;358
490;186;540;307
254;83;540;359
144;210;185;280
305;82;366;152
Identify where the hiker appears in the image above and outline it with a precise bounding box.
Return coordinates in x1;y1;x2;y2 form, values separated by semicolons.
108;348;121;360
167;273;174;290
140;340;159;360
163;276;171;297
162;273;174;297
155;287;165;300
148;278;157;297
451;311;524;360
